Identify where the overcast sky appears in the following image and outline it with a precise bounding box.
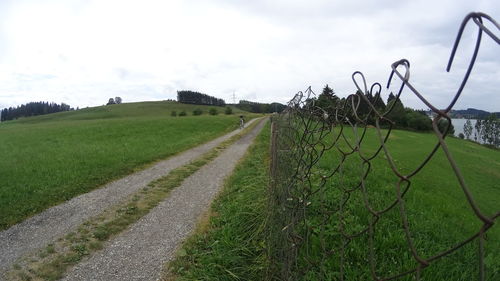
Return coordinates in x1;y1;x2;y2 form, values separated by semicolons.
0;0;498;111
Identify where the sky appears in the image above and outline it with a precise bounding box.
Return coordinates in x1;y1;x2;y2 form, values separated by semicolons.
0;0;498;111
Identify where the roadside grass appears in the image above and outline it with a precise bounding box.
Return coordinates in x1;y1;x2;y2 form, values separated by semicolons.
165;121;271;281
286;127;499;280
7;118;263;281
0;101;257;230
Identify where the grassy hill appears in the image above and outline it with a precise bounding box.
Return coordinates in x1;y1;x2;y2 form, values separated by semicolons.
0;101;255;230
3;101;248;124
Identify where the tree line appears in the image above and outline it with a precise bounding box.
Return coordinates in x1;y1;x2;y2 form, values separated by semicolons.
462;115;499;147
177;90;225;106
236;100;286;113
1;102;73;122
308;85;454;134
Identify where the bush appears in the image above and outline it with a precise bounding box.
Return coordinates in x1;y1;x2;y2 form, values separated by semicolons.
179;111;187;116
193;108;202;116
458;133;465;139
171;111;177;117
437;118;455;135
225;107;233;115
209;108;218;115
406;111;432;131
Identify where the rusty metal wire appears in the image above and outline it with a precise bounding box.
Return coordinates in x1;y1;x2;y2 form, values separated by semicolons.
268;12;499;281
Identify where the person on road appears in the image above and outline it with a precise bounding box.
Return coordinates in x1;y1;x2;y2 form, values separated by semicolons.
239;115;245;129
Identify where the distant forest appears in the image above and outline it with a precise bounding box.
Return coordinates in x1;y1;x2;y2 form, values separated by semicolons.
1;102;73;121
236;100;286;113
177;90;225;106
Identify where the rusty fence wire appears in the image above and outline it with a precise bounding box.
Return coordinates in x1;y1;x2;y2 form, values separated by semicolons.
268;12;499;281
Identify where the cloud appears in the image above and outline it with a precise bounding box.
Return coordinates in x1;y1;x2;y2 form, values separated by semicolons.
0;0;498;112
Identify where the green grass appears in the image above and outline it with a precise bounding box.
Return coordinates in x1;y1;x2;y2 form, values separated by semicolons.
274;126;500;280
0;101;256;230
8;119;263;281
166;121;271;281
164;123;498;280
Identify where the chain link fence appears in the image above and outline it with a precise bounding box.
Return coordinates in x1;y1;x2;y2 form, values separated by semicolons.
268;12;499;281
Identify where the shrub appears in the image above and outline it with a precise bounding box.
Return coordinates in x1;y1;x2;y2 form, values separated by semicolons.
171;111;177;117
179;111;187;116
193;108;202;116
458;133;465;139
209;108;218;115
406;111;432;131
225;107;233;115
438;119;455;135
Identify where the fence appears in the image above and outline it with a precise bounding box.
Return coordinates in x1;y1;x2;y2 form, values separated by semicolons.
268;12;499;281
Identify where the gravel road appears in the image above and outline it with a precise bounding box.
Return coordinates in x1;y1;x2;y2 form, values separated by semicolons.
61;118;267;281
0;118;258;278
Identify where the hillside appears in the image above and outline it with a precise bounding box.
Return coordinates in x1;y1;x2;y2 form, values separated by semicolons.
1;101;247;124
426;108;500;119
0;101;255;230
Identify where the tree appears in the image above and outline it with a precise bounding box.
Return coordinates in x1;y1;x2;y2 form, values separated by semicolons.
235;100;286;113
107;98;116;105
387;93;396;105
316;84;339;111
372;92;386;111
481;114;499;146
386;98;406;127
177;90;225;106
115;97;122;104
437;119;455;135
458;133;465;139
406;110;432;131
463;119;473;140
1;102;73;121
474;119;482;141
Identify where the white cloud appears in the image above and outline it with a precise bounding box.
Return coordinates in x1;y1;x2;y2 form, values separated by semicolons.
0;0;498;112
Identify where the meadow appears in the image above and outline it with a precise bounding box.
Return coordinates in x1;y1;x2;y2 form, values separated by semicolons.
167;121;270;280
168;121;499;280
286;126;500;280
0;101;253;230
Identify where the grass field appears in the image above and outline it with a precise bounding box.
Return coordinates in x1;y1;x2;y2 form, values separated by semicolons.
165;120;499;280
166;121;270;280
9;119;263;281
0;101;255;230
290;127;500;280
